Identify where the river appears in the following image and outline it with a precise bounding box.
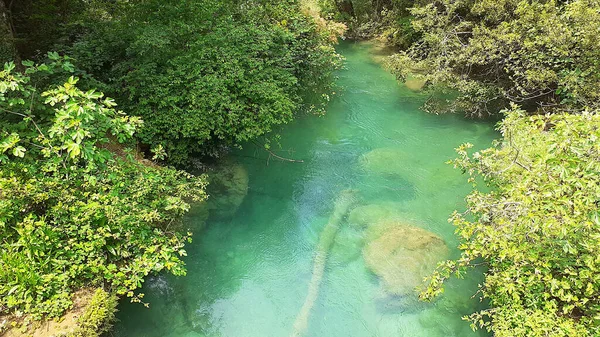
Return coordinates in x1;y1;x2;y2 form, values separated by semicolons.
114;41;496;337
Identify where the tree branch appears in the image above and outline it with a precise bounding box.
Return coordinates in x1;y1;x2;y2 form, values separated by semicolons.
251;140;304;165
0;107;47;139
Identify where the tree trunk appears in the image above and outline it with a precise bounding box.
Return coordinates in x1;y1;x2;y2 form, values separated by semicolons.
0;0;20;64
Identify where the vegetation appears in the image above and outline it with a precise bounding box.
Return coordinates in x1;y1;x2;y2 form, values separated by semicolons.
423;107;600;336
318;0;422;47
378;0;600;335
0;0;18;63
385;0;600;116
58;0;343;164
3;1;343;165
0;0;341;333
0;57;206;322
326;0;600;116
67;288;118;337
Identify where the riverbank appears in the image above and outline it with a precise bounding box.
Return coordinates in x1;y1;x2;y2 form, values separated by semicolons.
2;289;116;337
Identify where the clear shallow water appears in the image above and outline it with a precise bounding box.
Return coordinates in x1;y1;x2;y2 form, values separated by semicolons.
114;41;496;337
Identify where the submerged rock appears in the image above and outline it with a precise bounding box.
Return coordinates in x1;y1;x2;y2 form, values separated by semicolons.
331;202;409;264
363;222;449;296
359;147;410;177
200;162;249;220
184;205;210;231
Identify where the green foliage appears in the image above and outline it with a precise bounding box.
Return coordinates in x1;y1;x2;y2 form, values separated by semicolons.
387;0;600;116
422;106;600;336
318;0;421;46
66;0;342;164
66;288;118;337
0;58;207;320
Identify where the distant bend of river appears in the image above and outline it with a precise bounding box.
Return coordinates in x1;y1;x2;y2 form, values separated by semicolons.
114;41;495;337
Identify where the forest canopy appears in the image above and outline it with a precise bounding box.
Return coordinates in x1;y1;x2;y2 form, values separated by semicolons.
385;0;600;117
62;0;343;164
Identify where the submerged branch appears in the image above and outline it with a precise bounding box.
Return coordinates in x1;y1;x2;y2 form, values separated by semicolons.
290;190;357;337
251;140;304;164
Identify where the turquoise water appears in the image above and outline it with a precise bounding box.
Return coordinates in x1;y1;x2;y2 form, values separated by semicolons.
114;41;496;337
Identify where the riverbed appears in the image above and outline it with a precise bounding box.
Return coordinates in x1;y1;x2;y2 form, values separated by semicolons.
114;41;496;337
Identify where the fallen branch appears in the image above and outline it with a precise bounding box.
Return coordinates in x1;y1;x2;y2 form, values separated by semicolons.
290;190;358;337
251;140;304;165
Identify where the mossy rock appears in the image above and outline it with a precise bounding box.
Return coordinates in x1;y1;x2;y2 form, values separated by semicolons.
364;220;405;242
363;222;449;296
184;204;210;231
200;162;249;220
405;78;426;92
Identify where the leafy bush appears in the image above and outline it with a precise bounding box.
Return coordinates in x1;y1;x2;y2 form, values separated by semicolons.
386;0;600;116
318;0;422;46
422;106;600;336
66;0;343;164
0;57;207;319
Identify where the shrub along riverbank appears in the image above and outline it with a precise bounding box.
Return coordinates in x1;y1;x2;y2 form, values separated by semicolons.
0;58;207;334
325;0;600;336
0;0;342;335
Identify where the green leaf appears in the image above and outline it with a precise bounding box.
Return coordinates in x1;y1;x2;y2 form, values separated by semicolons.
12;146;26;158
66;142;81;158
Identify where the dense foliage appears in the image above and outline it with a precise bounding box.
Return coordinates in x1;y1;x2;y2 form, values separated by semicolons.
1;0;84;60
386;0;600;116
0;0;17;63
319;0;421;47
421;106;600;336
0;58;206;321
61;0;343;164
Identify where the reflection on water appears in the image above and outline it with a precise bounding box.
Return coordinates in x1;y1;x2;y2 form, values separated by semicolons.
114;41;496;337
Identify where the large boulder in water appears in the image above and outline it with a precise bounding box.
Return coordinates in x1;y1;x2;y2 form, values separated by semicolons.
363;222;449;296
199;162;249;220
404;76;426;92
